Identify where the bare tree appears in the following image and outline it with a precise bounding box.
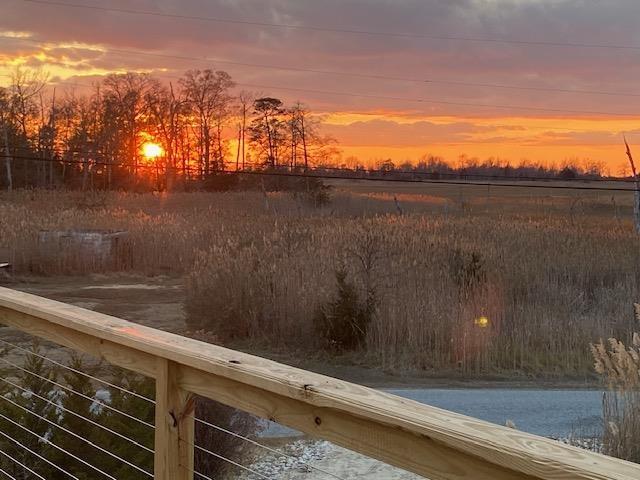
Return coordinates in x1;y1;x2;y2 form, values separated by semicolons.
624;137;640;233
8;67;48;186
102;73;154;176
0;87;12;191
180;70;235;176
236;90;254;170
145;81;187;189
249;97;285;167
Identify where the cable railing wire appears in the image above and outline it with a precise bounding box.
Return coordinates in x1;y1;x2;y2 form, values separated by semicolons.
0;410;114;479
192;471;215;480
0;392;154;477
0;376;154;454
180;438;272;480
0;465;17;480
0;424;80;479
192;416;345;480
0;448;47;480
0;356;155;429
0;338;155;404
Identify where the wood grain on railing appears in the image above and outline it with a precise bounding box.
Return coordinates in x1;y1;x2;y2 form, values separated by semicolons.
0;286;638;480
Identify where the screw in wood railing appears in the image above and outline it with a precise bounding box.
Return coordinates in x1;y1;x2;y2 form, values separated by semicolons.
154;358;195;480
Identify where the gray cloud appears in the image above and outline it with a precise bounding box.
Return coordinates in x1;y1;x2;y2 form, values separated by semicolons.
1;0;639;117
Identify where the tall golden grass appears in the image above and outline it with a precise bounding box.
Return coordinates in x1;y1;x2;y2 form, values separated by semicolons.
1;188;637;375
591;305;640;462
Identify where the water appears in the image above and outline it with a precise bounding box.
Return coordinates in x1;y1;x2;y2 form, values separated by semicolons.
386;388;603;438
263;388;604;438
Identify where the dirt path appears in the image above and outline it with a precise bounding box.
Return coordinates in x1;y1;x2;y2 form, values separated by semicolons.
3;274;186;330
0;275;186;366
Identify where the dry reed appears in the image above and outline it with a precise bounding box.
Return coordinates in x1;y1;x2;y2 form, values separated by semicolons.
1;188;637;375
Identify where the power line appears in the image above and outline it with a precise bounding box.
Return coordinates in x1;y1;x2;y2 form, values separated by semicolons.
225;168;638;193
2;151;637;192
20;0;640;51
1;153;634;188
6;147;636;184
234;82;640;118
10;37;640;99
255;162;636;184
0;154;201;173
1;70;639;135
9;37;640;116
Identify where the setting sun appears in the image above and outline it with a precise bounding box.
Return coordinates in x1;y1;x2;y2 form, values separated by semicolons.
142;142;163;159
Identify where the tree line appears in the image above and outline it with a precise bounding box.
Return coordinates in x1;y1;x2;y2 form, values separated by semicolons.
0;68;337;191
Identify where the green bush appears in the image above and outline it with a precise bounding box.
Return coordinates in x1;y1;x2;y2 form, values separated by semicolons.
0;344;259;478
314;269;375;350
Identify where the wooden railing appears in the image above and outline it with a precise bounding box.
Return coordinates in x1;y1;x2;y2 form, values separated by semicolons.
0;285;639;480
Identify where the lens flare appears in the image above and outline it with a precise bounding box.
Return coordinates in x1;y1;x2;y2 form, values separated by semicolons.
474;316;490;328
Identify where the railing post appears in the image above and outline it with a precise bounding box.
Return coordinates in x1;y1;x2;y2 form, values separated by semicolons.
154;358;195;480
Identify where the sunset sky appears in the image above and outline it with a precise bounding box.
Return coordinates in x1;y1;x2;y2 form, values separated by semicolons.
1;0;639;171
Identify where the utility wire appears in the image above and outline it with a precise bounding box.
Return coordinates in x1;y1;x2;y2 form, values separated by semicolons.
226;168;638;193
241;161;636;184
20;0;640;51
0;153;636;191
0;154;201;173
1;151;633;185
9;37;640;99
2;70;638;135
235;82;640;117
6;38;640;117
0;155;635;191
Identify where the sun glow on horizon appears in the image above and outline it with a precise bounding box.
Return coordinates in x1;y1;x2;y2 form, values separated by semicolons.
142;142;163;159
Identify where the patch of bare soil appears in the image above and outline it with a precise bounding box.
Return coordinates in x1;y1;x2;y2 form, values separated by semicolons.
2;274;186;331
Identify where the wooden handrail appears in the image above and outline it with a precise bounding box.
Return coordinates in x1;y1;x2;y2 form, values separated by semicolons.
0;286;638;480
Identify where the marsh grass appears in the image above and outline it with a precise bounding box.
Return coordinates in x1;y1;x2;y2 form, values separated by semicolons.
592;305;640;462
1;188;638;375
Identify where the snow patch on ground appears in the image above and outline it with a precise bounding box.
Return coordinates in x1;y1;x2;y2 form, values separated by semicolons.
239;436;602;480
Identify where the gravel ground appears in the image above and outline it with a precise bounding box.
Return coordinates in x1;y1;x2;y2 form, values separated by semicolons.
239;439;423;479
238;435;603;480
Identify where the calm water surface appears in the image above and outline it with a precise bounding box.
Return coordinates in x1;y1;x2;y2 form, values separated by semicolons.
386;389;603;437
264;388;604;438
